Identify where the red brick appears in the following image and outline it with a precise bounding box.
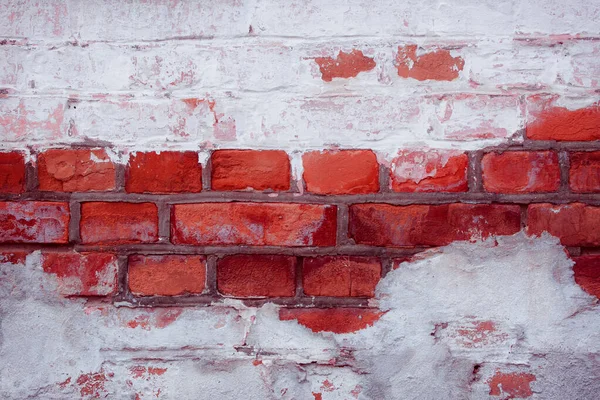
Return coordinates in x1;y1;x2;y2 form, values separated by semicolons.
573;256;600;299
482;151;560;193
390;150;468;192
396;45;464;81
315;50;376;82
303;150;379;194
0;152;25;193
211;150;290;191
38;149;116;192
41;251;118;296
80;202;158;245
128;255;206;296
125;151;202;193
302;256;381;297
217;255;295;297
527;103;600;141
0;251;29;264
569;151;600;193
488;371;536;399
527;203;600;246
349;203;521;247
0;201;69;243
279;308;383;333
172;203;337;246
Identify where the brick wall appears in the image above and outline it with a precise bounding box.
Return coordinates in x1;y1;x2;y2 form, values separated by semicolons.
1;1;600;399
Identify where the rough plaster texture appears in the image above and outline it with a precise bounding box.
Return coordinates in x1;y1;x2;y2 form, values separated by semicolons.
1;0;600;399
1;234;599;398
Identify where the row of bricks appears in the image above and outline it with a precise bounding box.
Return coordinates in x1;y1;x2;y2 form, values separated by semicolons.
1;148;600;195
4;251;599;302
1;201;599;247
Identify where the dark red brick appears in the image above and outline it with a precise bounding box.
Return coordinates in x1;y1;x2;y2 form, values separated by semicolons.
527;203;600;246
0;152;25;193
569;151;600;193
349;203;521;247
302;256;381;297
217;255;296;297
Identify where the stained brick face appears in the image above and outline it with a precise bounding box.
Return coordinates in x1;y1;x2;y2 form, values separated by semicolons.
126;151;203;194
302;150;379;194
2;3;600;396
80;202;158;245
217;254;296;297
0;152;26;194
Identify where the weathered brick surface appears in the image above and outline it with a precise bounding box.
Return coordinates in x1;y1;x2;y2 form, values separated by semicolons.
0;152;26;194
569;151;600;193
126;151;202;193
302;150;379;194
302;256;381;297
527;98;600;141
172;203;337;246
527;203;600;246
482;151;560;193
279;308;384;333
315;50;376;82
572;256;600;299
80;202;158;245
128;255;206;296
396;45;465;81
42;251;118;296
349;203;521;247
0;201;69;243
211;150;290;191
38;149;116;192
390;150;468;192
217;254;296;297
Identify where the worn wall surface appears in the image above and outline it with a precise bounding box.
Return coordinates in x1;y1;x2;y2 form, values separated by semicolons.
1;1;600;399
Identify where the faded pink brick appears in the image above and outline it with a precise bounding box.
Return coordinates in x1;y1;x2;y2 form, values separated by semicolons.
0;201;69;243
42;251;118;296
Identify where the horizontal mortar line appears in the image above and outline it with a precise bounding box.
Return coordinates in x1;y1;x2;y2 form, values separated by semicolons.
2;33;600;46
71;244;429;257
2;191;600;204
5;243;600;256
118;294;372;308
1;85;597;99
98;348;342;364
